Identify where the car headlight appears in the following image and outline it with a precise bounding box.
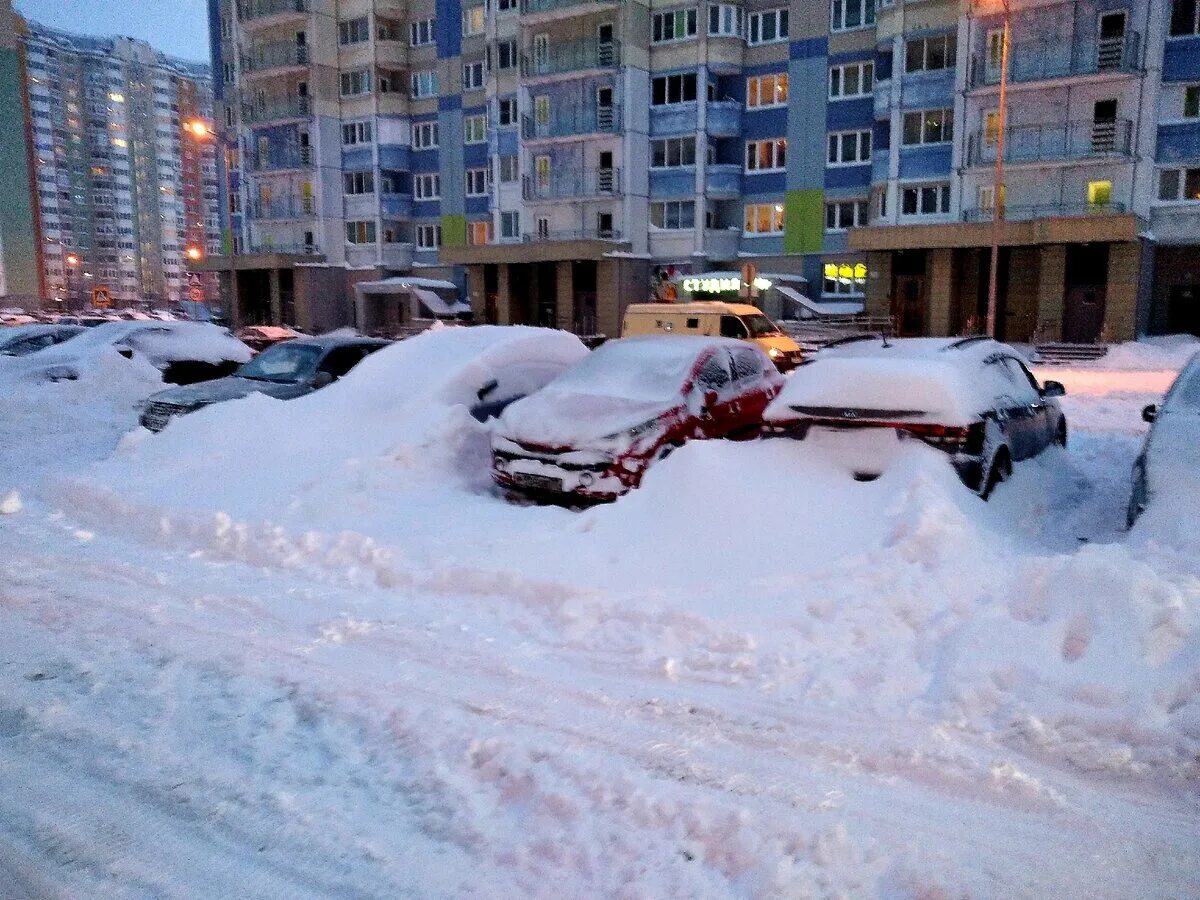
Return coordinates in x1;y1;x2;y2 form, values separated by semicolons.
768;348;782;359
604;418;661;441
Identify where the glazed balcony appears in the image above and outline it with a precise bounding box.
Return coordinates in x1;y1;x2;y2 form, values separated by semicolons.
966;118;1133;166
241;96;310;124
961;201;1127;223
523;166;621;200
968;31;1140;88
244;196;316;220
521;0;622;16
241;42;309;75
238;0;309;25
521;38;620;78
522;106;620;140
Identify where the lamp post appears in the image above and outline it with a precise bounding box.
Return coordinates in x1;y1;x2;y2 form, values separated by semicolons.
984;0;1012;338
184;118;237;324
65;253;80;313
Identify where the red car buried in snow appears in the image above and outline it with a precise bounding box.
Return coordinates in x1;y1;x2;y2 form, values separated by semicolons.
491;335;784;502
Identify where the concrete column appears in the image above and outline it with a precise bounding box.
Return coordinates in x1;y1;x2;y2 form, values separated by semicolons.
1104;241;1141;342
555;261;574;332
1036;244;1066;343
865;251;893;322
927;248;954;336
596;260;622;337
466;265;487;322
496;264;513;324
1005;248;1039;343
268;268;283;324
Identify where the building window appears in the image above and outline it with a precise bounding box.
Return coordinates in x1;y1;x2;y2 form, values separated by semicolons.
414;173;440;199
743;202;785;234
411;70;439;98
377;19;403;41
905;34;957;73
828;61;873;100
463;6;485;36
343;171;374;195
500;210;520;238
498;97;518;126
1158;167;1200;202
650;199;696;229
708;4;742;36
1087;180;1113;206
497;0;517;12
498;154;518;182
977;184;1005;214
1185;85;1200;118
466;167;489;196
901;183;951;216
410;18;435;46
827;129;872;166
496;40;518;69
340;69;371;96
534;95;550;126
345;220;376;244
747;9;788;44
902;108;954;145
747;73;788;108
339;17;370;45
1170;0;1200;37
651;136;696;168
651;73;698;105
413;121;439;149
464;112;487;143
341;121;373;145
416;224;442;248
823;261;867;296
463;61;486;91
831;0;874;32
652;9;698;43
745;138;787;172
468;220;491;244
825;199;868;231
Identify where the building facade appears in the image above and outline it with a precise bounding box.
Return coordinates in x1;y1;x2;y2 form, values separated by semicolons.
21;22;221;311
0;0;42;305
207;0;1200;341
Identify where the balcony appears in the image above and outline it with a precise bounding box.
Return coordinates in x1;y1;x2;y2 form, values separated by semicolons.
702;227;740;259
238;0;309;24
522;39;620;78
522;107;620;140
521;0;622;16
245;197;315;220
705;101;741;137
969;31;1140;88
966;119;1133;166
524;227;624;242
243;145;313;173
961;201;1127;223
244;240;319;255
705;164;741;197
241;96;310;124
523;167;621;200
242;43;309;75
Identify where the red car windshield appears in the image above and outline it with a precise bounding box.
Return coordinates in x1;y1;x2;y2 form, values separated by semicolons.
546;342;697;402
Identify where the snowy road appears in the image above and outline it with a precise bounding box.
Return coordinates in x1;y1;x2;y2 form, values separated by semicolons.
1;335;1198;897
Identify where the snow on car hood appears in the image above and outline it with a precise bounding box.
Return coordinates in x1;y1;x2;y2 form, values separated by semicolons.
147;375;312;407
497;389;677;448
766;357;983;425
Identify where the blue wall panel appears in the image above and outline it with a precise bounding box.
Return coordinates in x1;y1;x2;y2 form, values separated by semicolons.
898;145;953;178
743;106;787;138
649;169;696;197
1156;123;1200;164
1164;37;1200;82
742;171;786;194
826;97;873;130
824;164;871;189
342;148;373;170
436;0;462;58
378;146;412;170
899;70;955;108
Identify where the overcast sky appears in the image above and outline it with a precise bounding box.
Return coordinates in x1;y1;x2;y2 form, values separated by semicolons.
16;0;211;63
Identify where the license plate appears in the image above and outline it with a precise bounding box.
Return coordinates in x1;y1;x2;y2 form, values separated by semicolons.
512;472;564;493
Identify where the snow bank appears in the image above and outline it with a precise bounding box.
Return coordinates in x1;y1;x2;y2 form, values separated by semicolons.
1094;335;1200;372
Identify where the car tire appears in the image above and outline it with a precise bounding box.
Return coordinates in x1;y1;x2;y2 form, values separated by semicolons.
726;423;762;442
1054;420;1068;448
1127;463;1146;530
979;447;1012;501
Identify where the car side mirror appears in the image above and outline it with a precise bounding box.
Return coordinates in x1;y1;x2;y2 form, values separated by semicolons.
118;348;134;359
312;371;335;389
477;378;499;401
1041;380;1066;398
1142;404;1158;424
702;389;718;413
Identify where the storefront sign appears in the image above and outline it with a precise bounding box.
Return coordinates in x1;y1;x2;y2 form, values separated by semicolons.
682;276;773;294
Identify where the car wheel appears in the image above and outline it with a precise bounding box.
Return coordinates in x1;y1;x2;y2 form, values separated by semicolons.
1126;463;1146;529
726;423;762;442
979;448;1012;501
1054;420;1068;447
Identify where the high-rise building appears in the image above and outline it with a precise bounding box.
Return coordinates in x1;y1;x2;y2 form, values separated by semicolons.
21;21;221;310
207;0;1200;341
0;0;42;306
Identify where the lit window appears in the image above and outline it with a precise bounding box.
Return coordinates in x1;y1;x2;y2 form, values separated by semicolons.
746;73;788;109
743;202;785;234
1087;180;1113;206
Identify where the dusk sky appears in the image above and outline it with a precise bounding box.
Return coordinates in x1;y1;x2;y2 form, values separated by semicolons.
16;0;211;62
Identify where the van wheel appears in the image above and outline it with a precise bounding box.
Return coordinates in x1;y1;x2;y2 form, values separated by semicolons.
979;448;1012;500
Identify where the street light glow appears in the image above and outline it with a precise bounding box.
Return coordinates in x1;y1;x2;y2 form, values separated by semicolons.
65;254;80;267
185;119;211;139
185;246;204;261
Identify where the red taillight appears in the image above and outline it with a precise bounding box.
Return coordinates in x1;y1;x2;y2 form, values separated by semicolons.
890;422;970;449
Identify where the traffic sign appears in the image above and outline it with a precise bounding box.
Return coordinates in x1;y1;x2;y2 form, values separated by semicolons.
91;286;112;308
740;263;758;299
188;286;205;303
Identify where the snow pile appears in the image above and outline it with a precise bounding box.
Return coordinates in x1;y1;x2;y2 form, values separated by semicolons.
1093;335;1199;371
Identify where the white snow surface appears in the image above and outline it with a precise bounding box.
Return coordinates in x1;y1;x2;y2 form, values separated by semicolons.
1;331;1198;897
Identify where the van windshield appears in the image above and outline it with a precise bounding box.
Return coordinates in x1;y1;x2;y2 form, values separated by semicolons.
742;314;782;338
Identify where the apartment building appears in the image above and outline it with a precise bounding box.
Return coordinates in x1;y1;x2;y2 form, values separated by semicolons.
0;0;41;305
20;22;221;311
208;0;1200;341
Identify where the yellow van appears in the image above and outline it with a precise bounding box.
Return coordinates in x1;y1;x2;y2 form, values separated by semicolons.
621;302;802;371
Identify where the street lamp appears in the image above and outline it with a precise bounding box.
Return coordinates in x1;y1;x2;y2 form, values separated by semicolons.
183;116;237;323
981;0;1012;338
64;253;80;312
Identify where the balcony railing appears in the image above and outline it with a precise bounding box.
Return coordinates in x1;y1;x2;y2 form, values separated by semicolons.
244;240;319;255
522;107;620;139
961;201;1127;223
238;0;309;22
241;96;310;123
523;227;624;242
521;38;620;77
521;0;621;14
966;118;1133;166
242;43;309;74
245;197;315;220
243;145;313;172
969;31;1140;87
523;167;621;199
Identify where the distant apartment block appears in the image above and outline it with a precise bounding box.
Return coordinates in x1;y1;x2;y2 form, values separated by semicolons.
205;0;1200;342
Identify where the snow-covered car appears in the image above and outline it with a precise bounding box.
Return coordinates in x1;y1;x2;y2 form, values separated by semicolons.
138;335;390;432
1127;354;1200;527
764;336;1067;498
492;335;785;502
2;321;252;386
236;324;308;353
0;323;86;357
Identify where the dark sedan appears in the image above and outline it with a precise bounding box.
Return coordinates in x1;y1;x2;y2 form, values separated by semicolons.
139;335;390;432
1128;354;1200;527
